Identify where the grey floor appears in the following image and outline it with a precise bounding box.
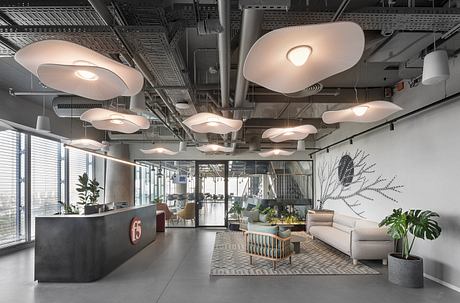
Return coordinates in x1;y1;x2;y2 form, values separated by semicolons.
1;229;459;303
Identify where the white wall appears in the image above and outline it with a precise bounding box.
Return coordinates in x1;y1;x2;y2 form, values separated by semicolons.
314;56;460;290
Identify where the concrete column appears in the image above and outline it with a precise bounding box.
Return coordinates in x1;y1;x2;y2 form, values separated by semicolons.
105;144;134;206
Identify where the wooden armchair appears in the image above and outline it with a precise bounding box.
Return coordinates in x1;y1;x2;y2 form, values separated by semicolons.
244;231;292;269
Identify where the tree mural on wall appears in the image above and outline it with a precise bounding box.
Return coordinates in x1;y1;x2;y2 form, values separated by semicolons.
317;149;403;218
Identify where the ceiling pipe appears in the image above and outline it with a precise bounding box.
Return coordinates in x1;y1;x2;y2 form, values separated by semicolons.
217;0;231;118
231;9;264;152
87;0;197;143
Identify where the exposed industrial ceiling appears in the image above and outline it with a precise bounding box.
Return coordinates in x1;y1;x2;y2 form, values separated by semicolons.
0;0;460;152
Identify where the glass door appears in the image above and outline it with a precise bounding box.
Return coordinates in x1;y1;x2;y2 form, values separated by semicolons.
195;162;228;227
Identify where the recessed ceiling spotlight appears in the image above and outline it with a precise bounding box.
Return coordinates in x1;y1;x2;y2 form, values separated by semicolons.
14;40;144;100
183;113;242;134
322;101;402;124
243;22;365;94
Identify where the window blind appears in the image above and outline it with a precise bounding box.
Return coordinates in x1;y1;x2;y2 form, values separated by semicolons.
0;130;24;246
68;148;92;205
30;136;61;238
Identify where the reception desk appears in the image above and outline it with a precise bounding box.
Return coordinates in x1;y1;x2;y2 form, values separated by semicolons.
35;204;156;282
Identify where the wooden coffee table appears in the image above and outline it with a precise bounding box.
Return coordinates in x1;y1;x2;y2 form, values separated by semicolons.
290;234;307;254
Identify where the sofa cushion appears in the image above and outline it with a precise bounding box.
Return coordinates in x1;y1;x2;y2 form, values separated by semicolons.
310;226;351;255
333;214;359;228
259;213;268;223
242;210;259;223
278;229;291;238
332;222;353;234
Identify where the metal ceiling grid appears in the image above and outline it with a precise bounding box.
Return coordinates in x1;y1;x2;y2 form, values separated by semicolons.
0;26;124;54
0;6;106;26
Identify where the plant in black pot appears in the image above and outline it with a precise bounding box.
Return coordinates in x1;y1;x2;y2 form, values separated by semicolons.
76;173;104;215
379;208;441;288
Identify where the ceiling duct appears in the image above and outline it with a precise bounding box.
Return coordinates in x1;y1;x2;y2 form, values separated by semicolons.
52;96;103;118
283;83;323;98
231;9;264;152
217;0;231;118
197;19;223;35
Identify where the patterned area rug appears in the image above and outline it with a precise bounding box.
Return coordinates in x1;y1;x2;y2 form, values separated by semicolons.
210;231;380;276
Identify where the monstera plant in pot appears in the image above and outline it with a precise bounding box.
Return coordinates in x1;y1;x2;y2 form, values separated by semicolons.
379;208;441;288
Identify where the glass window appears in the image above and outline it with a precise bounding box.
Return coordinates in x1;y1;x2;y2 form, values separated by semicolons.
0;130;25;247
68;148;93;205
135;165;151;205
30;136;62;238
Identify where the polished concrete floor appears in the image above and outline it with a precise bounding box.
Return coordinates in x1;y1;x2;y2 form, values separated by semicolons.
1;229;459;303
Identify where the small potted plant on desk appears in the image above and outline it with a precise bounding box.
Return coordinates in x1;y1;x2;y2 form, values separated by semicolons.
379;208;441;288
76;173;104;215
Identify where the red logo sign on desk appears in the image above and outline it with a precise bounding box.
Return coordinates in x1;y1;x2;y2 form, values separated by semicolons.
130;217;142;244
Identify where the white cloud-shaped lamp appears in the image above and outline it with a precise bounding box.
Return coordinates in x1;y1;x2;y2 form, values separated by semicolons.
197;144;233;153
258;149;295;157
183;112;242;134
243;22;365;94
15;40;143;100
66;138;106;151
262;125;317;142
140;147;178;156
80;108;150;133
322;101;402;124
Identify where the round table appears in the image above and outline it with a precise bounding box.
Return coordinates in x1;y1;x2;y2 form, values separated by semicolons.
290;234;307;254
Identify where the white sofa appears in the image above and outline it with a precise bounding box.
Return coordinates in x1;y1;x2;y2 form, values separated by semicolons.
307;211;393;265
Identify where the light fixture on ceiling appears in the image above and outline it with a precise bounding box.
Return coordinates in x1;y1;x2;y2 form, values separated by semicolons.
422;50;450;85
197;144;233;153
80;108;150;133
14;40;143;100
286;45;312;66
262;125;317;142
140;147;178;155
65;145;143;167
36;96;50;132
258;149;295;157
129;91;146;113
297;140;306;151
422;0;450;86
183;112;242;134
179;141;187;152
243;22;365;94
322;101;402;124
351;105;369;117
175;101;191;110
66;138;106;151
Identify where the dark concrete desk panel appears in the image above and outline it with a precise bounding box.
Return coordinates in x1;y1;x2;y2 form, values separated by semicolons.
35;205;156;282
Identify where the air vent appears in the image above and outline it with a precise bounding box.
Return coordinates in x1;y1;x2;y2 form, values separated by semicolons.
283;83;323;98
52;96;103;118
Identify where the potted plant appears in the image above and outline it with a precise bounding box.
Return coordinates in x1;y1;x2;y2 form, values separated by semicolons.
229;201;244;222
379;208;441;288
76;173;104;215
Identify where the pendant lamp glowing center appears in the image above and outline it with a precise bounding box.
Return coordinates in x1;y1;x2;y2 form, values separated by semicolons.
110;114;125;125
75;69;99;81
207;117;219;127
287;45;312;67
352;105;369;117
274;149;281;155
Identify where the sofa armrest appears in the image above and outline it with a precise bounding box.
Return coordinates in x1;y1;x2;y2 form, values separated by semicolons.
352;227;392;241
306;212;333;232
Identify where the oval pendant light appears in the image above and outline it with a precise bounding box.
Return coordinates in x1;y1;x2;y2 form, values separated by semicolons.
80;108;150;133
67;138;106;151
243;22;364;94
322;101;402;124
183;113;242;134
15;40;143;100
196;144;233;153
262;125;317;142
258;149;295;157
140;147;178;155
